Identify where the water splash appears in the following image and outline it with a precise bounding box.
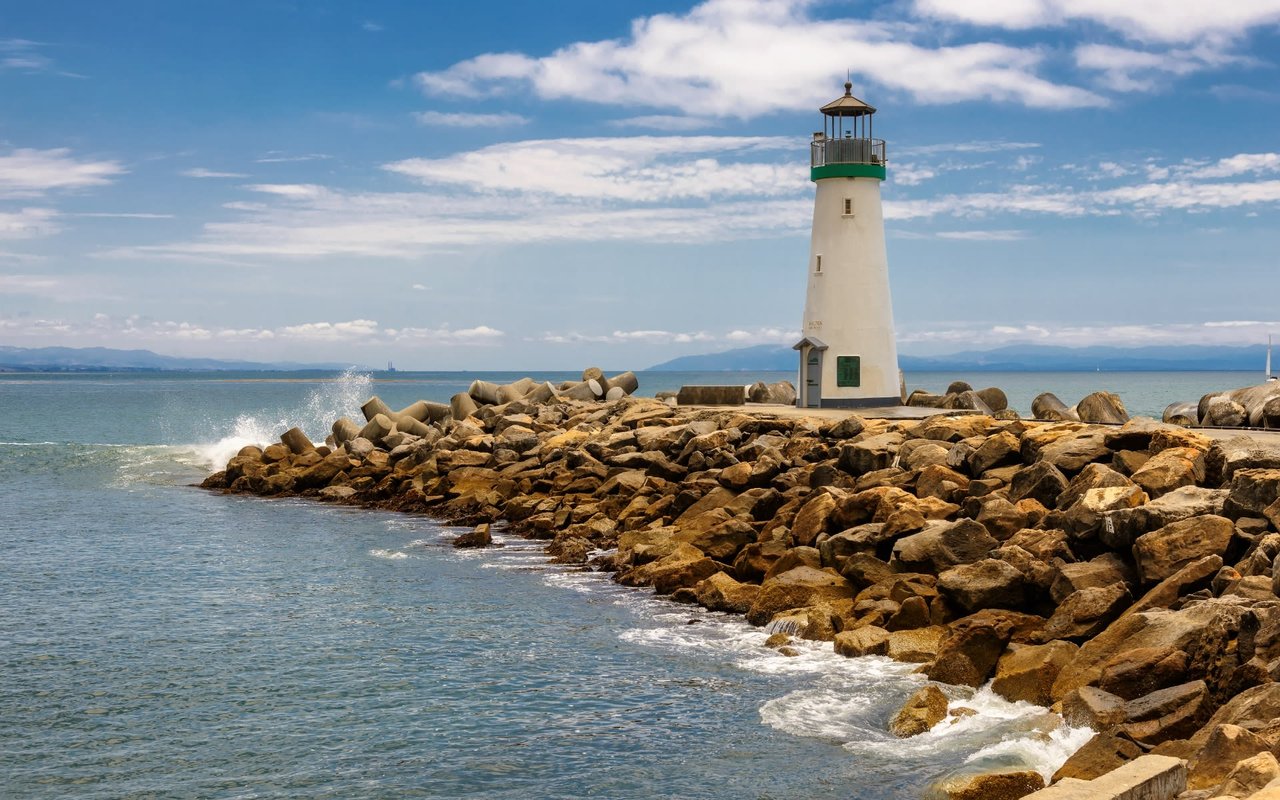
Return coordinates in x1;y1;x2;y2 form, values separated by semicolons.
186;369;372;469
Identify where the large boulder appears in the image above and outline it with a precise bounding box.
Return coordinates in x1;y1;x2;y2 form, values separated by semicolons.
747;380;797;405
1041;584;1131;642
924;768;1044;800
834;626;890;658
925;613;1015;688
991;640;1078;706
1206;436;1280;486
1096;646;1190;701
1214;751;1280;798
693;572;760;614
1103;485;1229;550
1229;468;1280;517
622;542;722;595
746;566;854;626
1052;733;1144;783
892;519;998;574
1130;446;1205;498
1038;429;1113;475
839;432;904;475
1008;461;1070;508
1077;391;1131;425
1132;514;1235;584
1119;680;1211;746
937;559;1028;612
1187;724;1274;791
889;684;949;737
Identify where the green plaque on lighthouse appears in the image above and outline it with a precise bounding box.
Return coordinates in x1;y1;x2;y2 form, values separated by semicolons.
836;356;861;387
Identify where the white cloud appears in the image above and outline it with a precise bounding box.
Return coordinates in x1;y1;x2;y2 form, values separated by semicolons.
608;115;719;131
182;168;249;179
415;0;1104;115
0;208;60;240
385;135;802;202
0;274;60;294
1187;153;1280;179
1075;43;1250;92
413;111;529;127
74;212;175;219
536;326;795;346
913;0;1280;44
362;21;383;32
254;153;331;163
0;149;125;198
935;229;1028;240
0;315;506;348
900;319;1280;349
411;283;428;291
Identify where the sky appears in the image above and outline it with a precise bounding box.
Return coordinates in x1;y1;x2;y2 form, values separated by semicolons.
2;0;1280;370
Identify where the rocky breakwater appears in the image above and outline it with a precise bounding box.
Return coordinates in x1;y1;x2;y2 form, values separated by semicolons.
203;383;1280;800
1163;382;1280;430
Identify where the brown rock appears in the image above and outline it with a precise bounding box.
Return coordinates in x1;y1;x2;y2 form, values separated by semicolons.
1039;429;1113;474
1061;685;1127;729
453;523;493;548
925;769;1044;800
1050;554;1134;604
746;566;854;626
937;559;1028;612
1214;751;1280;798
763;546;823;581
892;519;998;574
1056;462;1136;511
733;540;789;582
791;489;841;547
889;684;949;737
887;626;947;663
886;595;932;631
1008;461;1070;508
694;572;760;614
925;614;1014;688
1119;680;1210;746
1123;554;1222;617
1187;724;1274;790
1051;733;1144;783
1230;468;1280;517
834;626;890;658
1131;446;1205;498
992;640;1079;706
968;431;1022;475
1041;584;1131;642
624;542;722;595
1132;514;1235;584
1097;647;1191;701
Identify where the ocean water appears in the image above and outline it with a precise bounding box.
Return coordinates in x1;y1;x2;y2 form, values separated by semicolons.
3;368;1252;798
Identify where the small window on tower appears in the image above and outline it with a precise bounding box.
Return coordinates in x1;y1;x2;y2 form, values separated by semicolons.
815;254;822;273
843;197;854;216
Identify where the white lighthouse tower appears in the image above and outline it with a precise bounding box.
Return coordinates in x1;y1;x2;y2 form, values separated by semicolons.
793;82;900;408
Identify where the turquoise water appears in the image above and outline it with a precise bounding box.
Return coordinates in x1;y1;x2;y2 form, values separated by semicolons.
1;369;1245;797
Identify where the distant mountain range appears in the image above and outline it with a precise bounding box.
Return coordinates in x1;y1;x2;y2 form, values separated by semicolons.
650;343;1274;372
0;345;362;373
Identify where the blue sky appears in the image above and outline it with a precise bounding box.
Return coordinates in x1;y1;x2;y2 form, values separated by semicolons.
3;0;1280;369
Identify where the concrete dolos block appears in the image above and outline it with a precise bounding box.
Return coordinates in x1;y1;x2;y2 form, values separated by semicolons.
1022;755;1186;799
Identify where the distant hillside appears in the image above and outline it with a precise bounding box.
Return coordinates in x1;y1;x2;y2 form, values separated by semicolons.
649;343;1272;372
0;345;362;372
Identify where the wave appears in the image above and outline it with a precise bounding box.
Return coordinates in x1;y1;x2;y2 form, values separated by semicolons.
184;369;372;469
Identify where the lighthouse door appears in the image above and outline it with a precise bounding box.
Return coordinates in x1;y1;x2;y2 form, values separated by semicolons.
804;348;823;408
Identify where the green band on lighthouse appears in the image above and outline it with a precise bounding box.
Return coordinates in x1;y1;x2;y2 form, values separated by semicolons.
810;164;886;181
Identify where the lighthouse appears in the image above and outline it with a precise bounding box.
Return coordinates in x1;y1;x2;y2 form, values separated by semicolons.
793;82;900;408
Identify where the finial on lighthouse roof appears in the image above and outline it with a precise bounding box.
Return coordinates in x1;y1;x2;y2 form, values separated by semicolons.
821;79;876;117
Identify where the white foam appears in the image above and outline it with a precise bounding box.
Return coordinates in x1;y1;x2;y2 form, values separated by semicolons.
184;369;373;470
368;549;408;560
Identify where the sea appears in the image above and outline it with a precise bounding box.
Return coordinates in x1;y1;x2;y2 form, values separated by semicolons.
0;369;1260;799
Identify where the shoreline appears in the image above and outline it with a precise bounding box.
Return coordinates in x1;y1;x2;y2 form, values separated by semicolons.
201;391;1280;799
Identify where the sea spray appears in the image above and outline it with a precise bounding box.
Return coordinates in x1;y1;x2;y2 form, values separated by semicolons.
187;369;372;469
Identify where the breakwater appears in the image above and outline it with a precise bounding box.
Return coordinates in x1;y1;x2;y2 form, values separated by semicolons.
203;377;1280;799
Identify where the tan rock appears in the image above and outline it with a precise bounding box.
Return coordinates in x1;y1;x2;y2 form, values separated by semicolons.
1187;724;1273;790
925;768;1044;800
1119;680;1210;746
693;572;760;614
834;625;891;658
1041;583;1131;642
925;614;1014;688
1097;646;1190;701
992;640;1079;707
1213;751;1280;798
889;684;949;737
1061;685;1127;729
1132;514;1235;584
746;566;854;626
1131;446;1205;498
887;626;947;663
1051;733;1143;783
623;542;722;595
937;559;1028;612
